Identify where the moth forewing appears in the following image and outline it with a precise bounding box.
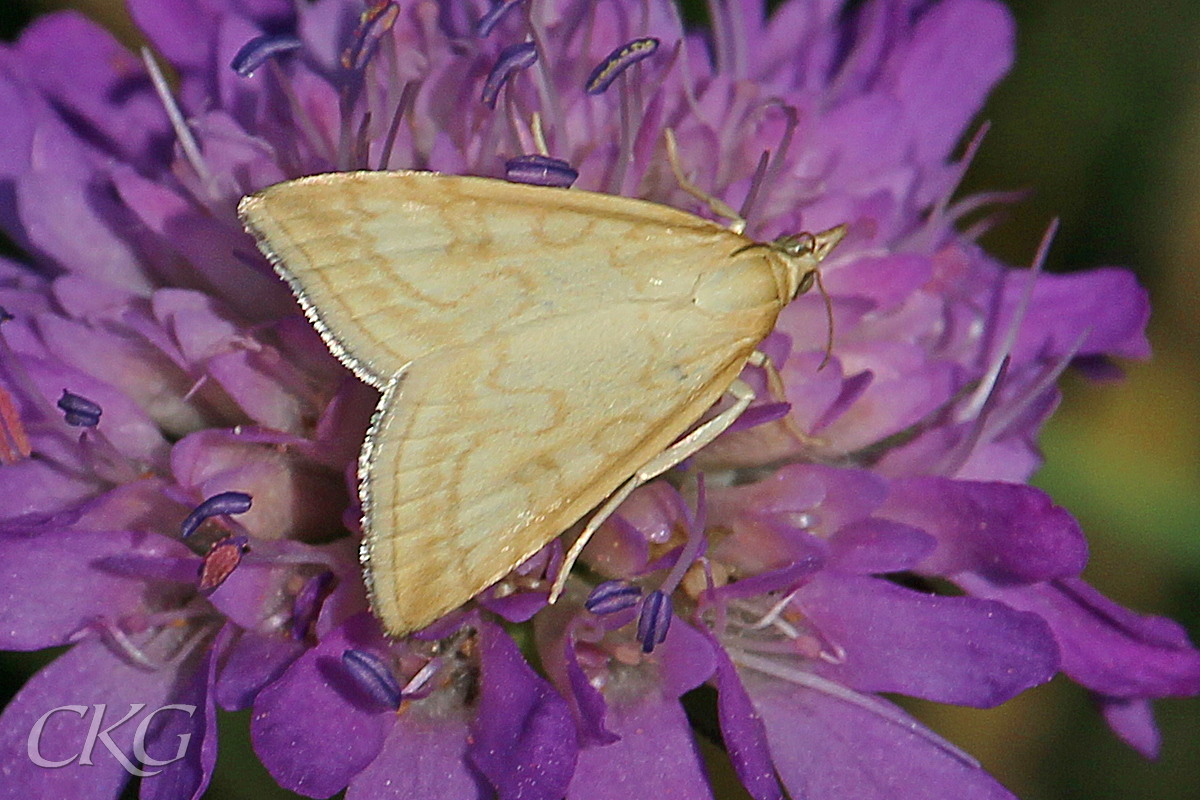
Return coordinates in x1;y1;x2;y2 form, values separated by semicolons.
238;170;844;636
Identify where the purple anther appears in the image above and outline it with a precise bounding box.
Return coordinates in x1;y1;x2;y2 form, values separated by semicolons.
0;306;12;323
475;0;523;38
505;154;579;187
292;570;337;641
230;34;303;77
636;589;673;654
56;390;102;428
481;42;537;108
181;491;253;538
585;37;659;95
585;580;643;615
341;2;400;71
342;649;402;709
198;535;249;592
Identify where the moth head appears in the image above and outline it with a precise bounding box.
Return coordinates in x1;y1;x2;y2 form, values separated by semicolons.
769;223;847;302
770;223;847;369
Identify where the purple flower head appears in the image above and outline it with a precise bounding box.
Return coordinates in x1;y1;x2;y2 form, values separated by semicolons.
0;1;1195;799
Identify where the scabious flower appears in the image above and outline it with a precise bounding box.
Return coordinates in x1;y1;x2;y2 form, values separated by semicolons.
0;0;1196;798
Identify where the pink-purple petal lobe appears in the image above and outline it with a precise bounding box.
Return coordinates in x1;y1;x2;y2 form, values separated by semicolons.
959;575;1200;699
345;708;489;800
251;613;393;797
710;644;785;800
566;690;715;800
881;477;1088;583
468;620;578;800
0;527;194;650
742;670;1019;800
795;573;1059;707
1099;696;1162;759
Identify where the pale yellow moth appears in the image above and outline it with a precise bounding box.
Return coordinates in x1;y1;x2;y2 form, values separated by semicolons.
238;162;845;637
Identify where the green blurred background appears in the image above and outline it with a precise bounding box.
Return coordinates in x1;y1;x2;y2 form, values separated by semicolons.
0;1;1197;798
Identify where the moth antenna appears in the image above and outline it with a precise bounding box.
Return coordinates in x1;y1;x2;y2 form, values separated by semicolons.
664;128;746;234
815;268;835;370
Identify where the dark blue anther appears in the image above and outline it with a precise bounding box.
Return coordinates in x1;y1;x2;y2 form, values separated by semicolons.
181;491;253;538
585;37;659;95
585;580;644;614
481;42;537;108
57;390;102;428
505;154;579;188
475;0;523;38
636;589;673;654
342;649;402;709
230;34;303;77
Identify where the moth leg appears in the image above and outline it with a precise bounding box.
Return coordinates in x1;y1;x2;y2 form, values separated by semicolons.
664;128;746;235
747;349;789;403
549;378;756;602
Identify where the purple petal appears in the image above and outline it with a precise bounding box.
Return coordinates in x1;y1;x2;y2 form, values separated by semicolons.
567;688;714;800
743;669;1018;800
468;619;577;800
1006;266;1151;362
0;527;194;650
251;613;393;797
1098;696;1161;759
14;12;172;168
711;645;783;800
960;576;1200;699
214;627;306;711
346;706;489;800
795;574;1058;707
139;642;220;800
881;477;1088;583
826;518;936;574
890;0;1015;165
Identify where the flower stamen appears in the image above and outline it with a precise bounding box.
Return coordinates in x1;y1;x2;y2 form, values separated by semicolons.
230;34;303;77
141;48;218;196
0;382;31;464
181;491;253;539
481;42;538;109
476;0;524;38
342;649;402;709
56;390;101;428
584;37;659;95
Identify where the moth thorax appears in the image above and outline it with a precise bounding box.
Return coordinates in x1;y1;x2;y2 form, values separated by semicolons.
691;251;786;313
